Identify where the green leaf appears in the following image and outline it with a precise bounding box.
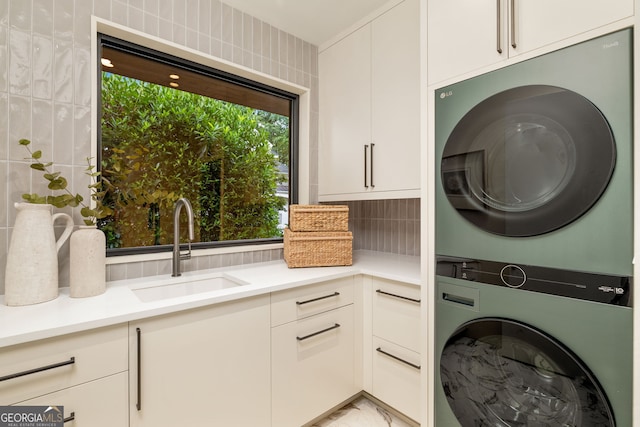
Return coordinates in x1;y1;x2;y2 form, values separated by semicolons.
21;193;47;204
19;139;31;146
44;172;61;181
30;163;46;171
47;195;69;208
98;206;114;218
31;150;42;160
80;206;94;217
48;177;68;190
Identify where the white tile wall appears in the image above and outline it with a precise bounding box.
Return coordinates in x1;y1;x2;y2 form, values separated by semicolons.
0;0;321;290
0;0;419;288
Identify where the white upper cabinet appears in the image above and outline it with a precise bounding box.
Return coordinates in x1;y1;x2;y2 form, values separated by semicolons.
319;0;420;201
370;0;421;195
427;0;634;85
318;24;372;198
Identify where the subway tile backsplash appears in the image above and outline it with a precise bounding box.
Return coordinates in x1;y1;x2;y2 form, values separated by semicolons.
341;199;421;257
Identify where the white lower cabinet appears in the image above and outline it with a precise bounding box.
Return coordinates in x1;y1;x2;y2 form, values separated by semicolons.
372;337;421;421
372;278;421;353
369;277;421;422
129;295;271;427
272;303;357;426
2;272;424;426
0;324;128;424
18;372;128;426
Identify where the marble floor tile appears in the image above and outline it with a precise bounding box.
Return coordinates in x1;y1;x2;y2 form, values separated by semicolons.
312;396;414;427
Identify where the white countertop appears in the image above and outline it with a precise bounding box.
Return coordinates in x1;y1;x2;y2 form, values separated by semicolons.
0;251;420;348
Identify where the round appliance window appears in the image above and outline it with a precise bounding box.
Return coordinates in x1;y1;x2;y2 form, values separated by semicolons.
440;318;614;426
440;85;615;237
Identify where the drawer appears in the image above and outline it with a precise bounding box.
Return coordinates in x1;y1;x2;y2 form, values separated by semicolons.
17;372;128;426
0;324;128;404
372;336;421;422
272;305;357;427
271;276;355;326
372;278;420;352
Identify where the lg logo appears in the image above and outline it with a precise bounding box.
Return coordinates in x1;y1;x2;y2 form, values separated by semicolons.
439;90;453;99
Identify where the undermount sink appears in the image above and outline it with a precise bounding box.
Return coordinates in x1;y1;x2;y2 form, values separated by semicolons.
131;274;246;303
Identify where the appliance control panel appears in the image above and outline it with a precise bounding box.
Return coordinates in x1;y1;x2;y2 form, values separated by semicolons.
436;256;631;307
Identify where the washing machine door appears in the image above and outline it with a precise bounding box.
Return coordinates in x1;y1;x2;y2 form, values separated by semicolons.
441;85;615;237
440;318;614;426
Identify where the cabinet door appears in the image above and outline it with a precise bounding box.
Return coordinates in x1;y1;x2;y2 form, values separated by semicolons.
428;0;633;85
428;0;507;85
19;372;128;427
513;0;633;56
272;305;356;427
372;278;421;352
0;325;128;405
271;276;355;327
130;295;271;427
371;0;421;194
372;337;421;422
318;25;371;197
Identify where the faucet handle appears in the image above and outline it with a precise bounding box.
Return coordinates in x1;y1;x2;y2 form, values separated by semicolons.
180;239;192;260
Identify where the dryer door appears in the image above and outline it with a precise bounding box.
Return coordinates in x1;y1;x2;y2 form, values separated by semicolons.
441;85;615;237
440;318;615;426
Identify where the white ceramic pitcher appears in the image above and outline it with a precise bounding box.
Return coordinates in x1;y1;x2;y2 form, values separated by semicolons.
4;203;74;306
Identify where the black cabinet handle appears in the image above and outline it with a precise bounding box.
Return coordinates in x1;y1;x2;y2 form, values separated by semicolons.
370;143;375;188
136;327;142;411
296;292;340;306
496;0;502;54
296;323;341;341
376;347;420;370
364;144;369;188
0;357;75;382
510;0;517;49
64;412;75;423
376;289;421;304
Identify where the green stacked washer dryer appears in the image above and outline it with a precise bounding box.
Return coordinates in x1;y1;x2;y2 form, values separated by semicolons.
434;29;633;426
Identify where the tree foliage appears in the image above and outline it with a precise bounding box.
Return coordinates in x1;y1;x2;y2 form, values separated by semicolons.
101;73;287;248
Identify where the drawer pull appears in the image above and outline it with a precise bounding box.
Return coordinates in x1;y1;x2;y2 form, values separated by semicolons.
64;412;75;423
296;323;341;341
296;291;340;306
376;289;420;304
0;357;75;382
376;347;421;370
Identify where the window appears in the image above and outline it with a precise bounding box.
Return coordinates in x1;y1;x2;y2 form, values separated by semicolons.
98;35;298;254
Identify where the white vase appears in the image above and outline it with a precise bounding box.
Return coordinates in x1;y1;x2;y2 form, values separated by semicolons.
70;225;106;298
4;203;74;306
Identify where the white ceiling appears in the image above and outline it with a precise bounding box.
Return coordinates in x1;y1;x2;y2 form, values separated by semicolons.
221;0;392;46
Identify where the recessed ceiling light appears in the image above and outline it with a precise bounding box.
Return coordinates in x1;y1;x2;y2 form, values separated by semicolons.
170;82;179;88
101;58;114;68
169;74;180;80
